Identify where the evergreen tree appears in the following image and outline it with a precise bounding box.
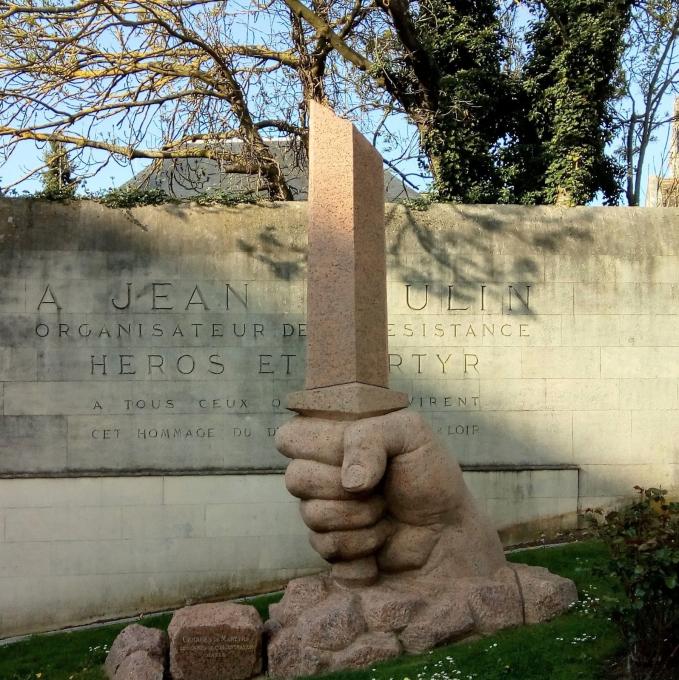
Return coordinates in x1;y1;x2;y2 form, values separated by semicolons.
39;141;78;200
416;0;512;203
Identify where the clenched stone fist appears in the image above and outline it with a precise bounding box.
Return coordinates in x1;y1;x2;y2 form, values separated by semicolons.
269;410;577;679
275;409;506;580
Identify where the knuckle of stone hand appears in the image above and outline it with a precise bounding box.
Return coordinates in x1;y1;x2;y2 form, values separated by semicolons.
283;465;304;496
274;419;302;456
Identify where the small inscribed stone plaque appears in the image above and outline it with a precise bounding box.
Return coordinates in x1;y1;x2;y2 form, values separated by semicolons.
168;602;263;680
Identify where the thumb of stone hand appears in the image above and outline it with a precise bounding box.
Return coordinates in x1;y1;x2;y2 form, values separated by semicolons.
340;419;387;494
275;415;388;499
342;410;471;573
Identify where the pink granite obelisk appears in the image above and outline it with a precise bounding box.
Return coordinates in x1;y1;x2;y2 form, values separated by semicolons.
286;101;408;420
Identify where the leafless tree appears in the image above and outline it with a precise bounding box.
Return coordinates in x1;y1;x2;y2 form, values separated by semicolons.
0;0;431;198
616;0;679;206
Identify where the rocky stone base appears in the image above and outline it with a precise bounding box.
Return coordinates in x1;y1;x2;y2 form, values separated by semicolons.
104;624;167;680
105;565;576;680
266;563;577;679
105;603;263;680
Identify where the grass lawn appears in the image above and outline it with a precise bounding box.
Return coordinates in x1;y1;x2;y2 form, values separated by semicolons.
0;542;622;680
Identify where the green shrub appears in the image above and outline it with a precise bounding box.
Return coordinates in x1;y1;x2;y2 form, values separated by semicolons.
98;186;170;208
586;487;679;680
191;189;258;206
95;186;259;208
396;192;435;211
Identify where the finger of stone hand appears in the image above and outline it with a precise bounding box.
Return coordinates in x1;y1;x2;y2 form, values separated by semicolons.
275;416;345;465
379;410;434;458
299;497;385;532
285;459;355;500
377;522;442;572
309;520;392;561
342;419;387;493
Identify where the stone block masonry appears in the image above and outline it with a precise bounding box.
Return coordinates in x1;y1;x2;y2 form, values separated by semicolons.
0;199;677;636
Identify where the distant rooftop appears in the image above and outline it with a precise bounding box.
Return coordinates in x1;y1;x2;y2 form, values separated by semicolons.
127;138;417;202
647;177;679;207
646;97;679;207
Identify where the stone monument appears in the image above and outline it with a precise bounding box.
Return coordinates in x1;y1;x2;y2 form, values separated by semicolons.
105;602;264;680
104;102;577;680
266;102;578;678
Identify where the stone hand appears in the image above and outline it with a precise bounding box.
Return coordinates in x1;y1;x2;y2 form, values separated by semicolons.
271;410;577;679
275;410;505;578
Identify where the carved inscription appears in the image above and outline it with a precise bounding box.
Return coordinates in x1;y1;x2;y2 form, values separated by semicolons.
178;634;258;659
402;283;531;312
388;322;529;338
439;424;481;437
0;278;553;474
29;281;540;383
389;352;480;374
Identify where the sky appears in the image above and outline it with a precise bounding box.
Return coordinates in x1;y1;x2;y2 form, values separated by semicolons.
3;103;675;205
0;148;148;197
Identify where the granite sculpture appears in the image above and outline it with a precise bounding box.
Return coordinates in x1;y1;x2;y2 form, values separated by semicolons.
268;102;577;678
103;101;577;680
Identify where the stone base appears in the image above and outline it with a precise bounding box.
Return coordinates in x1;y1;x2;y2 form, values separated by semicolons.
266;563;577;679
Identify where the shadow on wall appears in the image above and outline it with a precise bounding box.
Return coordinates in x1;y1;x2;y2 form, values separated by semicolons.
237;226;306;281
235;203;595;311
385;204;593;310
230;203;678;521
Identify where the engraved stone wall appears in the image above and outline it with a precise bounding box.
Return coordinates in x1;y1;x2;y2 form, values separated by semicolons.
0;200;677;637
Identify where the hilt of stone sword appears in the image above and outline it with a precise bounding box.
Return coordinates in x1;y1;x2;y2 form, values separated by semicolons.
332;556;380;587
327;411;386;587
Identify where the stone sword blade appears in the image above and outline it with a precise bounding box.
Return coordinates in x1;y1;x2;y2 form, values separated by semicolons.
285;102;408;586
286;101;408;421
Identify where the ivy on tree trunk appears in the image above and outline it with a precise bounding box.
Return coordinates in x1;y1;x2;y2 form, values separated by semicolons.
405;0;633;205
